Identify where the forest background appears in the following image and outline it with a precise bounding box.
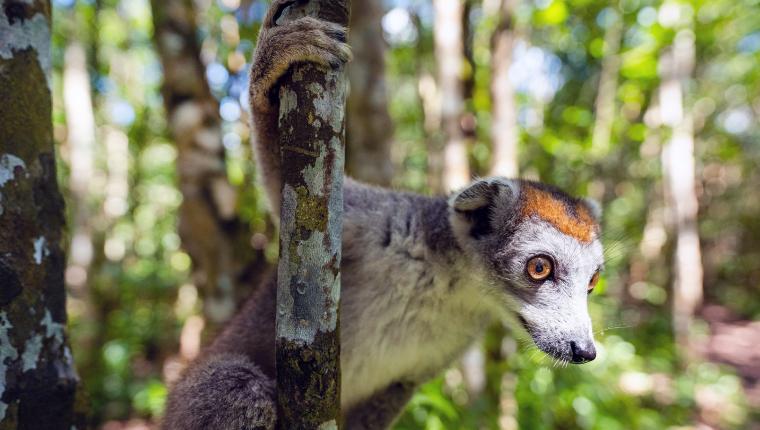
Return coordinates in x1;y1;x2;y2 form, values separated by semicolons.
11;0;760;428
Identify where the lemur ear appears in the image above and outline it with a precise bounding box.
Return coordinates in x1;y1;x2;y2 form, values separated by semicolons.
582;198;602;221
449;178;519;239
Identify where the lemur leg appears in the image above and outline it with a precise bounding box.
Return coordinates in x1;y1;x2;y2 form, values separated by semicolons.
248;0;352;216
342;381;417;430
162;354;276;430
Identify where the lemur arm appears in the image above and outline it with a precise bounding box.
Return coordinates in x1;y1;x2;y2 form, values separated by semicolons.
342;381;417;430
248;0;351;216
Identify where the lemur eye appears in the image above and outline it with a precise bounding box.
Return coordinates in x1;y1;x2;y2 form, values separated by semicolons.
588;271;600;293
526;256;553;281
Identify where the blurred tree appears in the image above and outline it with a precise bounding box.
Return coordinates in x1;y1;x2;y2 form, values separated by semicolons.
0;0;81;427
589;4;623;157
486;3;523;428
63;42;97;292
62;40;101;370
433;0;471;192
150;0;267;333
346;0;394;186
660;28;702;349
490;0;520;177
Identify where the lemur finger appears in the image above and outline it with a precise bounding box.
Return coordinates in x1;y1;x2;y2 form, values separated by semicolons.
262;0;302;29
287;17;348;44
278;17;352;62
288;17;348;43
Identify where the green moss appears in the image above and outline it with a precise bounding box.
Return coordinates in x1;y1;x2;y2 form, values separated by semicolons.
294;185;328;231
0;49;53;162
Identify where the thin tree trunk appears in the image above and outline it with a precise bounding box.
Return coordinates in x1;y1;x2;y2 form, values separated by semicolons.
0;1;81;427
490;0;520;177
61;39;106;388
274;2;349;428
484;3;522;425
150;0;267;332
590;5;623;157
346;0;394;186
410;11;442;191
433;0;470;192
659;29;702;348
63;42;97;288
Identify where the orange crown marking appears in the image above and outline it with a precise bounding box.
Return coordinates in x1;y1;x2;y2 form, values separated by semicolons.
519;186;597;243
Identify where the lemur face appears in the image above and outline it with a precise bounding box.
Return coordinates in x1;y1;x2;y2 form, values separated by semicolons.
450;178;604;364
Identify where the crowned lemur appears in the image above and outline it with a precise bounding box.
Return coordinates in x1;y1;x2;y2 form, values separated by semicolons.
162;1;605;428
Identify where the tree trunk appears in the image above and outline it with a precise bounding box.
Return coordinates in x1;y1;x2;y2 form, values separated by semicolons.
659;29;702;348
0;1;81;427
483;3;522;425
150;0;267;333
433;0;470;192
346;0;394;186
274;2;349;428
490;0;520;177
590;6;623;157
63;42;97;289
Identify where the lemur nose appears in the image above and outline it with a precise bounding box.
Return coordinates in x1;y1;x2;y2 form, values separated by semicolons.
570;341;596;363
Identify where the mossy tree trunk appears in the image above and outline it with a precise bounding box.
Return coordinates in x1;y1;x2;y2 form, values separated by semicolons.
150;0;268;335
274;1;349;428
0;0;82;428
345;0;394;186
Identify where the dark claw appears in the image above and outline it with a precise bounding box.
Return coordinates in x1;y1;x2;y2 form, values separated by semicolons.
328;59;342;69
270;0;298;26
332;30;347;43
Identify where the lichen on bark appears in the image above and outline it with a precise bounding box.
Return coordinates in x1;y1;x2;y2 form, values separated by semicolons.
273;1;349;427
0;1;84;427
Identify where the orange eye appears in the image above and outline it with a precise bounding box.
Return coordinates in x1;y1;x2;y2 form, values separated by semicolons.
588;271;600;292
526;256;553;281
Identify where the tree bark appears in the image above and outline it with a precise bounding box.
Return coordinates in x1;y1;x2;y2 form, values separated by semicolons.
346;0;394;186
433;0;471;192
150;0;268;332
274;2;349;428
490;0;520;177
0;1;81;427
659;29;702;348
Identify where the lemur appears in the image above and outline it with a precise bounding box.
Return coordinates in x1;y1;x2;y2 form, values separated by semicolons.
162;1;605;429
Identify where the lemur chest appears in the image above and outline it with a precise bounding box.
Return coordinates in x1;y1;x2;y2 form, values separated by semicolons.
337;258;487;408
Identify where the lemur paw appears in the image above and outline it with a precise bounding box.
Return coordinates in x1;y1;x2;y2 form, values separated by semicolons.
249;14;352;112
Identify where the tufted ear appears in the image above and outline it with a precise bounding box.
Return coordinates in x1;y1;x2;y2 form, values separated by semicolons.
449;178;519;239
582;198;602;222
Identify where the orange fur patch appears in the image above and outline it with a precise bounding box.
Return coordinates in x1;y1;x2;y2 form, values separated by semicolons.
520;186;597;243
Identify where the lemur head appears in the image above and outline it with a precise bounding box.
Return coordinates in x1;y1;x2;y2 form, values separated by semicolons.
449;177;603;364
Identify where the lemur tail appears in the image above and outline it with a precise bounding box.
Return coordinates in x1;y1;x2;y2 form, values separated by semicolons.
247;0;351;218
162;354;276;430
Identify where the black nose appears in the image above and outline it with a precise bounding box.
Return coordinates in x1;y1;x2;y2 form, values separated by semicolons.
570;341;596;363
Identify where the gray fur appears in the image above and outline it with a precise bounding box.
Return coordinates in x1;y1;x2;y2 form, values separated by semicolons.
162;3;604;428
162;353;276;430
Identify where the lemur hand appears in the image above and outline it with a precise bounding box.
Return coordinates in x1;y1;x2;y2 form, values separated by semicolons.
249;0;352;113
